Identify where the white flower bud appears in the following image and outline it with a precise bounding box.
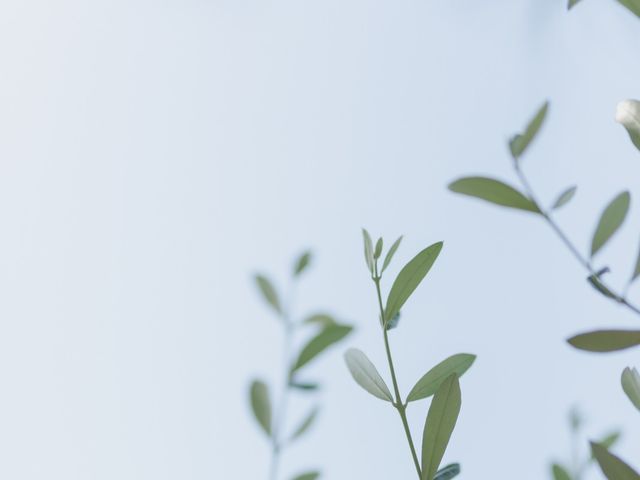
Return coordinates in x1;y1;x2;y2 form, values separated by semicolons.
615;99;640;152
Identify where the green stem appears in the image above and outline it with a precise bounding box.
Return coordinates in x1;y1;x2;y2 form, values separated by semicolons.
374;273;422;479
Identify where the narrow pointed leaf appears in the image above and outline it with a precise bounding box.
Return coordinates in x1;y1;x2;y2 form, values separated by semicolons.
552;186;577;210
289;381;320;392
374;237;384;260
249;379;272;436
552;464;572;480
509;101;549;159
291;472;320;480
293;251;312;276
421;374;462;480
631;241;640;284
591;191;631;257
254;275;282;315
289;407;319;442
344;348;393;402
407;354;476;402
291;324;353;374
434;463;460;480
618;1;640;19
362;229;374;274
448;177;540;213
384;242;443;324
567;330;640;352
381;236;403;273
591;442;640;480
622;367;640;411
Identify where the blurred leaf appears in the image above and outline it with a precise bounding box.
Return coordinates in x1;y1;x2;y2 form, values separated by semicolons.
293;251;312;276
290;407;319;442
591;191;630;257
509;101;549;159
374;237;384;260
622;367;640;411
381;236;403;274
291;325;353;374
567;330;640;352
362;229;374;274
407;354;476;402
254;275;282;315
552;464;572;480
344;348;393;402
552;186;577;210
289;381;320;392
596;432;622;452
448;177;540;213
618;1;640;19
384;242;443;324
249;379;272;436
568;0;583;9
421;374;462;480
291;471;320;480
434;463;460;480
569;406;583;432
631;242;640;284
587;269;618;300
591;442;640;480
616;99;640;149
304;313;338;328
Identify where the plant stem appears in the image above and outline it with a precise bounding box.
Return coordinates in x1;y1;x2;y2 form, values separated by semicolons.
513;163;640;318
374;272;422;479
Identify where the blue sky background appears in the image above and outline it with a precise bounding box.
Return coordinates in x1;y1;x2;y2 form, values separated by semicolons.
0;0;639;478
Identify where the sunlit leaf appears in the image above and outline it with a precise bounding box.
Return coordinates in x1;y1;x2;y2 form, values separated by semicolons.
344;348;393;402
595;432;622;454
622;367;640;411
291;325;353;373
591;191;631;257
552;186;577;210
407;354;476;402
249;379;272;436
434;463;460;480
591;442;640;480
381;236;403;274
384;242;443;324
293;251;312;276
448;177;540;213
552;464;572;480
421;374;462;480
290;407;319;442
509;101;549;160
254;274;282;315
616;99;640;150
291;471;320;480
362;229;374;274
567;330;640;352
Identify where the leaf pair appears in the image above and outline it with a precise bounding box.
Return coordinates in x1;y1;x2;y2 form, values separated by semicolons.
362;229;403;276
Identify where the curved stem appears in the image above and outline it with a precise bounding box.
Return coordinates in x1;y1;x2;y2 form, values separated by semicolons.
374;272;422;479
513;163;640;318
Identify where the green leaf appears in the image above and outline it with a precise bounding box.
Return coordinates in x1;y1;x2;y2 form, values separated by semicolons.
591;191;631;257
344;348;393;402
567;330;640;352
552;186;577;210
381;236;403;274
434;463;460;480
291;472;320;480
596;431;622;452
291;324;353;374
289;381;320;392
568;0;583;9
591;442;640;480
303;313;338;328
421;374;462;480
293;251;312;276
587;269;619;300
362;229;374;274
622;367;640;411
509;101;549;160
551;464;572;480
618;0;640;19
254;274;282;315
631;241;640;284
374;237;384;260
407;354;476;402
448;177;540;213
384;242;443;324
289;407;319;442
249;379;272;436
616;99;640;150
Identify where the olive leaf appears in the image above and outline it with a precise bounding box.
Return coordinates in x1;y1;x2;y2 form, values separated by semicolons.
384;242;443;324
552;186;577;210
293;251;312;276
344;348;393;402
407;354;476;402
631;241;640;284
591;191;631;257
291;471;320;480
621;367;640;411
289;407;319;442
381;236;403;274
254;274;282;315
362;228;375;274
374;237;384;260
448;177;540;213
552;464;572;480
618;0;640;18
290;324;353;374
250;379;272;436
434;463;460;480
509;101;549;160
421;374;462;480
567;330;640;352
591;442;640;480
